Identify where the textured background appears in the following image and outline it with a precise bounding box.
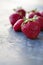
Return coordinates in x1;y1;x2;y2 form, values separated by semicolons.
0;0;43;65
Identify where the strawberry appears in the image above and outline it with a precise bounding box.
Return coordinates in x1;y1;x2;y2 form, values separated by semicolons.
35;11;41;16
13;7;26;18
9;13;22;26
13;19;24;31
28;12;35;18
40;11;43;17
21;18;40;39
36;16;43;31
28;9;41;18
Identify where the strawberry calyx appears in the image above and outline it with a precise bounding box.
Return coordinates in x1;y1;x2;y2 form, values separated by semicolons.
24;15;38;23
32;15;38;20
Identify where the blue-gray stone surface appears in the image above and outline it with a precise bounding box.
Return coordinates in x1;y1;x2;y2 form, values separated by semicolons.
0;0;43;65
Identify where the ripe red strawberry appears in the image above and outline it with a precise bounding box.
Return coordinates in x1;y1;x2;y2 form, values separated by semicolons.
28;9;41;18
9;13;22;26
36;16;43;31
35;11;41;16
21;19;40;39
28;12;35;18
40;11;43;17
13;8;26;18
13;19;24;31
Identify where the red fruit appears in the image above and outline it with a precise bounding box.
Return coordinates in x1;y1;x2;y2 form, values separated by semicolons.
36;16;43;31
9;13;22;26
14;8;26;18
40;11;43;17
21;19;40;39
29;12;35;18
28;10;41;18
17;9;26;18
35;12;41;16
13;19;24;31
